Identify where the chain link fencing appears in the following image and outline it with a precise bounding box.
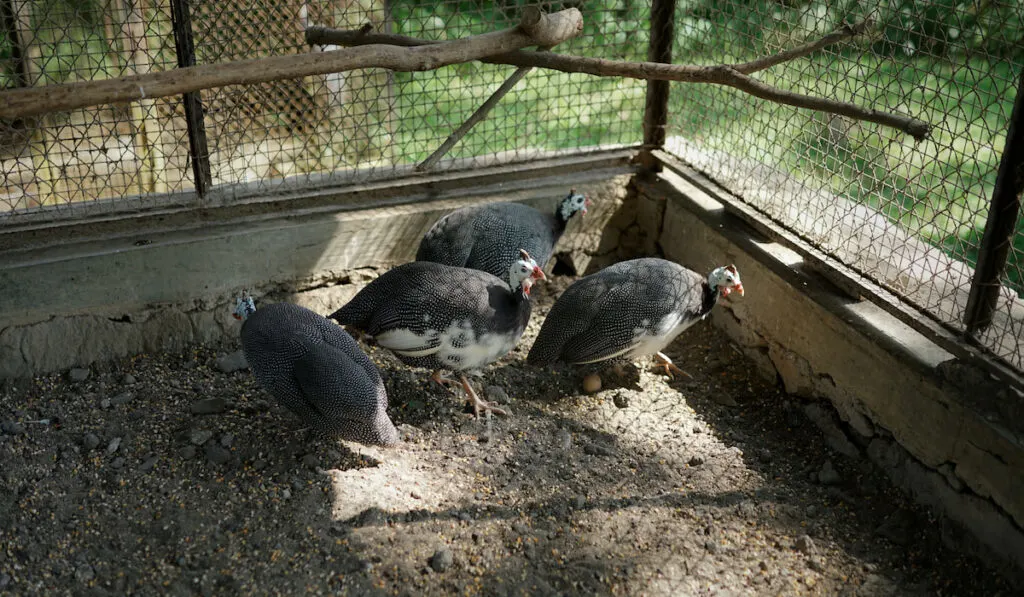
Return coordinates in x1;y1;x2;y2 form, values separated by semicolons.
2;0;650;216
1;0;193;214
662;0;1024;372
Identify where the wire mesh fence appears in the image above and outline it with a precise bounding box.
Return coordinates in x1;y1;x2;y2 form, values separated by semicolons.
1;0;194;213
662;0;1024;371
1;0;650;216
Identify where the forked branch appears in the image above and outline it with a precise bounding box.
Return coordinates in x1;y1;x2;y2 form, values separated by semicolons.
0;7;583;120
308;20;930;140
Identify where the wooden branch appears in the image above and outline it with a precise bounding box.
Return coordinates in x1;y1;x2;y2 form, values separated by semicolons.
0;8;583;120
309;24;931;141
417;63;536;171
731;19;873;74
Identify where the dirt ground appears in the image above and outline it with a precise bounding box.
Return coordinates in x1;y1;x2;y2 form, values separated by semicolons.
0;276;1015;596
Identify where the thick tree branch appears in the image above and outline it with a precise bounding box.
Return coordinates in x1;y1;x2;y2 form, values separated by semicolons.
0;8;582;120
309;23;930;140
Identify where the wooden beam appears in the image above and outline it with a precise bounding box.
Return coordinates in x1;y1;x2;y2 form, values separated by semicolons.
0;7;583;120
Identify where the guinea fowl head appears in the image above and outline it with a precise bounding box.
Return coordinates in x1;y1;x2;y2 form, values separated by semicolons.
558;188;591;221
708;265;744;298
509;249;547;297
232;291;257;321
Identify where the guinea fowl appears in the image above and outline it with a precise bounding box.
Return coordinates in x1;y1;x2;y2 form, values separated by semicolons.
527;259;744;382
415;189;591;279
232;293;399;446
329;249;547;417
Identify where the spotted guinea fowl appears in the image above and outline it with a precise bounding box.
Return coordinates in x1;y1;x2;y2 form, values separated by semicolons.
329;250;547;417
415;189;590;279
527;259;744;381
232;292;399;446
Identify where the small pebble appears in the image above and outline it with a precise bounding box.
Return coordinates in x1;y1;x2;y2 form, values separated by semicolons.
688;455;705;467
215;351;248;373
191;397;229;415
759;560;769;572
110;392;133;406
301;454;319;470
818;460;841;485
106;437;122;455
220;433;234;448
139;456;159;472
704;540;718;553
122;373;137;385
282;489;292;499
179;446;197;460
612;392;629;408
583;443;614;457
692;425;703;434
410;489;422;500
555;429;572;450
808;557;825;572
82;433;100;451
795;534;815;554
189;429;214;446
205;444;231;465
68;368;91;383
99;398;111;409
74;563;95;583
429;548;453;572
484;385;510;405
1;421;25;435
110;456;125;469
252;459;268;471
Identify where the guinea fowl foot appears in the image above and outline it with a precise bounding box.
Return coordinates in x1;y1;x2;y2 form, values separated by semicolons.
652;352;692;379
430;370;460;394
460;374;509;418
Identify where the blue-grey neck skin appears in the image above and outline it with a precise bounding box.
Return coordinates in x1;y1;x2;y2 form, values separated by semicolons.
234;294;257;320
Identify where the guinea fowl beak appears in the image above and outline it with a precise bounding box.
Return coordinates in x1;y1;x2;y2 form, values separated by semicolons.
532;266;547;281
583;197;592;215
735;283;744;297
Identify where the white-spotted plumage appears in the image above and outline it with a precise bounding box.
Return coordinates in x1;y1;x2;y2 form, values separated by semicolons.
416;190;590;278
528;259;743;371
330;252;547;416
232;293;399;446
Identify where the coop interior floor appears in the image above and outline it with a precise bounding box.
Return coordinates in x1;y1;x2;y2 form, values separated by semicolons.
0;276;1012;597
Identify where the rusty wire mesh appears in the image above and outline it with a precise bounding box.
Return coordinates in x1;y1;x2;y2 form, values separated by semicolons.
663;0;1024;371
0;0;194;214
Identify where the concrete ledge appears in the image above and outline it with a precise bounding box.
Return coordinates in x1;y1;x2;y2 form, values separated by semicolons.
640;173;1024;575
0;163;637;379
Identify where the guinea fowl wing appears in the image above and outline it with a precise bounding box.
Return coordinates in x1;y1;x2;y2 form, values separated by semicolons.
291;342;381;425
415;206;479;266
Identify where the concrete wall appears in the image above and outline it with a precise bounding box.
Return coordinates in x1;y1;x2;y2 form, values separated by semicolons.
637;171;1024;577
0;156;638;379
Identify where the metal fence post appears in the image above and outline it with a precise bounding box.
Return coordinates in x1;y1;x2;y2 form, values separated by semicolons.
170;0;213;199
642;0;676;152
963;69;1024;336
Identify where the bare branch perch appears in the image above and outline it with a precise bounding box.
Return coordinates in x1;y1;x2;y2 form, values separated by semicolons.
0;8;583;120
309;23;930;140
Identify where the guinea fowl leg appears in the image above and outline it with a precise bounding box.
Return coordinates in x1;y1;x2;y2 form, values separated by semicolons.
459;375;509;417
652;351;693;379
430;370;460;393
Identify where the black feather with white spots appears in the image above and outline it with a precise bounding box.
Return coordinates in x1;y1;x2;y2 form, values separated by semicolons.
329;260;537;374
528;258;738;367
237;301;399;446
415;190;589;279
